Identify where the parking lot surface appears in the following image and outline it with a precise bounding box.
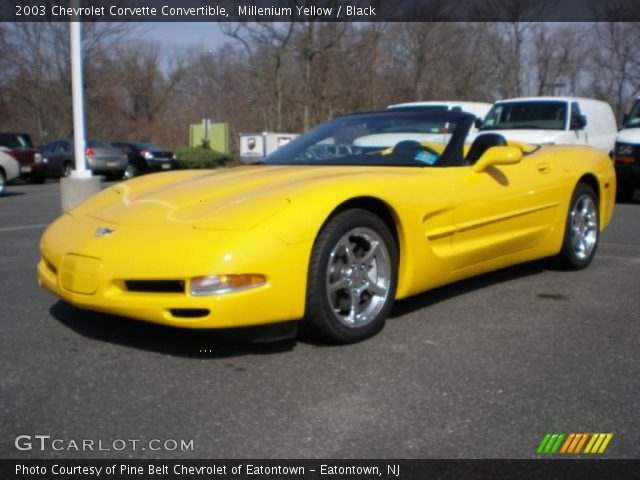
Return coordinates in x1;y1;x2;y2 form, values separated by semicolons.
1;181;639;458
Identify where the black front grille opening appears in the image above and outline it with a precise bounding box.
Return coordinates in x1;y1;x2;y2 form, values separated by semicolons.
43;258;57;275
125;280;185;293
169;308;210;318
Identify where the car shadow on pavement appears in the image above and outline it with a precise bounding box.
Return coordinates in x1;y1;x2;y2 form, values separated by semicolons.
49;301;296;358
390;260;547;319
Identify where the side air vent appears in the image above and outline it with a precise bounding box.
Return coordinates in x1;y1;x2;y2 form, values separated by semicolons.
169;309;210;318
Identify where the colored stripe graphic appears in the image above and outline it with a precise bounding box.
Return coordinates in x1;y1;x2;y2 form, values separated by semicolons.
560;433;575;454
536;434;552;454
574;433;589;453
537;433;565;454
539;433;613;454
584;433;613;454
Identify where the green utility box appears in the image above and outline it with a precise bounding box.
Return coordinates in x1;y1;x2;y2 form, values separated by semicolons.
189;123;229;153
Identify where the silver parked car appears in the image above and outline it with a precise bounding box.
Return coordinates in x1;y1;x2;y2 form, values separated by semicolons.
38;139;128;179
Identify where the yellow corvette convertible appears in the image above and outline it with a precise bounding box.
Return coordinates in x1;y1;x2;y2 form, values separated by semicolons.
38;110;615;343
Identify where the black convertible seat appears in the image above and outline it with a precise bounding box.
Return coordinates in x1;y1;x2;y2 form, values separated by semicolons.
465;133;507;165
393;140;424;152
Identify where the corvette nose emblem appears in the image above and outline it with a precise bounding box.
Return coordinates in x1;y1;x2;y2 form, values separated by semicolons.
95;227;116;238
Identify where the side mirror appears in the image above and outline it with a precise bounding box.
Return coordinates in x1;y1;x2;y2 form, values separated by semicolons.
472;146;523;173
474;118;483;129
570;114;587;130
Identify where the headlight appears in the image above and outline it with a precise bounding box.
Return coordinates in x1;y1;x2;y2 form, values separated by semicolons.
34;153;43;164
189;274;266;296
616;143;634;155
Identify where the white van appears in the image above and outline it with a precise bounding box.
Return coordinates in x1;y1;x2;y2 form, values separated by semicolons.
478;97;617;154
613;96;640;201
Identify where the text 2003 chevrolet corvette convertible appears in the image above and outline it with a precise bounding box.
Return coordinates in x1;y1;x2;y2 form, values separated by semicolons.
38;110;615;343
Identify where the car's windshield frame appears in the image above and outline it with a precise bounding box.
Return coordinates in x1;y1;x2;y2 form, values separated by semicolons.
264;110;474;168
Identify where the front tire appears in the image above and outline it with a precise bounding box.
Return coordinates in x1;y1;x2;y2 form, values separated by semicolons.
303;209;398;344
556;183;599;270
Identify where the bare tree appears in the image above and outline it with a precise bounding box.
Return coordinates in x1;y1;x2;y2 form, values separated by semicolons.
0;22;135;143
531;24;587;96
472;0;551;98
220;22;295;131
587;22;640;119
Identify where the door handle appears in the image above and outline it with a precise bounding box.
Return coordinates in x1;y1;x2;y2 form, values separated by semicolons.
537;162;550;174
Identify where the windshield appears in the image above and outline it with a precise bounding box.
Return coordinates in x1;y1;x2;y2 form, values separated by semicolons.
0;133;33;148
480;101;567;131
265;111;473;167
624;99;640;128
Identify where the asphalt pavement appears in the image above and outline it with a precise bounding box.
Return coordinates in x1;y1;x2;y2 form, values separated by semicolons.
1;181;638;459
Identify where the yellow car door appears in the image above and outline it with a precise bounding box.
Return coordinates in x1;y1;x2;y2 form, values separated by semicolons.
449;153;563;272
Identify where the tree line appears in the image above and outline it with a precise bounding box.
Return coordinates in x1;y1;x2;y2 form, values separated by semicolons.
1;21;639;154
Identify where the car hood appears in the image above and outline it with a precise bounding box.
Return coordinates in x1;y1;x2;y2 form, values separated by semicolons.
616;128;640;144
71;165;388;229
472;129;567;145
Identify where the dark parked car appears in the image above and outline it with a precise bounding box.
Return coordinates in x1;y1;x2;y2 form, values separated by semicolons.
111;142;178;178
0;132;46;183
38;139;128;179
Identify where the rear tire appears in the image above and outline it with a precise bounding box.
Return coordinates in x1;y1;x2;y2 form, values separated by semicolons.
123;163;138;179
556;183;599;270
0;170;6;196
302;209;398;344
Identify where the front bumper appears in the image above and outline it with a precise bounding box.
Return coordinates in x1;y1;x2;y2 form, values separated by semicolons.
38;214;311;329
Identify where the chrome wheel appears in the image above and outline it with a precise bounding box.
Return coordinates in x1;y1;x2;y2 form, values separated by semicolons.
569;193;598;260
325;227;392;328
556;183;599;270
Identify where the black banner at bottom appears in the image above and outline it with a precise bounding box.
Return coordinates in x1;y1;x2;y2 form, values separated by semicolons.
2;459;638;480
